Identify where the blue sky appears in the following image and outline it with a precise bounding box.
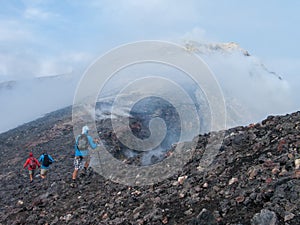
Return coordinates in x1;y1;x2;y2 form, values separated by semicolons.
0;0;299;81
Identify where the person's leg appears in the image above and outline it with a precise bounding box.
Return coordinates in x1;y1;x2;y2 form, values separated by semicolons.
83;155;90;172
72;168;78;180
29;170;33;182
72;157;81;180
84;161;89;169
40;169;44;179
40;169;47;179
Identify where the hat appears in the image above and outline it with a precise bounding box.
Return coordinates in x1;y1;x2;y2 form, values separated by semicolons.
82;125;89;134
29;152;33;157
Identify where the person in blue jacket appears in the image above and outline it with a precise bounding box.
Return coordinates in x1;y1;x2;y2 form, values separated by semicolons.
72;125;99;181
38;152;54;179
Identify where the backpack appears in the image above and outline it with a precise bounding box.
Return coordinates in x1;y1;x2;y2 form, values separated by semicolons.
77;134;89;150
29;157;37;169
42;154;52;167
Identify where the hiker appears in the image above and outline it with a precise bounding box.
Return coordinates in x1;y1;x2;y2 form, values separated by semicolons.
38;152;54;179
23;152;40;183
72;125;99;181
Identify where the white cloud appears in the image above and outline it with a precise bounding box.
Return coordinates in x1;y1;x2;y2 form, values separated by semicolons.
0;73;78;133
90;0;201;32
37;52;94;77
61;52;94;64
19;0;61;21
24;7;55;20
0;20;33;42
181;27;210;43
0;49;94;81
0;52;38;79
23;7;60;20
38;60;72;77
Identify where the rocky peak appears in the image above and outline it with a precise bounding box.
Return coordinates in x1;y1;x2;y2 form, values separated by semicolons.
184;41;251;56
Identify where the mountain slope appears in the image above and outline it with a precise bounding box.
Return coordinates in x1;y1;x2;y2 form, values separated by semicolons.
0;106;299;224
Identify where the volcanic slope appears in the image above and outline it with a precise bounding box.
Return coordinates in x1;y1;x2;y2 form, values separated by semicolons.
0;107;300;224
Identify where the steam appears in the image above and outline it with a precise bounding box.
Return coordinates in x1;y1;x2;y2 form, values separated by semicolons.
0;74;79;133
96;42;293;129
187;41;293;126
0;41;296;134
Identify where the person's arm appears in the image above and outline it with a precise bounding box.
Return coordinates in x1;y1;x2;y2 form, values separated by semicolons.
87;135;98;149
38;155;43;163
49;155;55;162
23;159;29;168
75;135;80;146
35;158;41;167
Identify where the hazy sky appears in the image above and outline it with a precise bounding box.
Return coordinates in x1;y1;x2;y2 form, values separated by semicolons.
1;0;300;133
1;0;299;81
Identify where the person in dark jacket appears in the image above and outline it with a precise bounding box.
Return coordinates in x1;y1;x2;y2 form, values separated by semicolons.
23;152;40;183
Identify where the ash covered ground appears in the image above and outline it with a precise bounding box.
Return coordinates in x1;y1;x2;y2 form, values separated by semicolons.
0;103;300;224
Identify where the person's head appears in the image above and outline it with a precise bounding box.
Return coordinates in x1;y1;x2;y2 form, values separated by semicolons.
29;152;33;157
82;125;89;134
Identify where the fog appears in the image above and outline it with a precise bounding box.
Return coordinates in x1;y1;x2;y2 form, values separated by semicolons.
96;41;294;129
193;41;293;126
0;41;297;133
0;74;79;133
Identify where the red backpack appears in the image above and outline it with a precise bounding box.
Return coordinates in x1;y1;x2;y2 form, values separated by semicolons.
29;157;37;169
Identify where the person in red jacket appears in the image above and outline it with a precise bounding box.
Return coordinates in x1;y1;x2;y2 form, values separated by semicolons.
23;152;40;183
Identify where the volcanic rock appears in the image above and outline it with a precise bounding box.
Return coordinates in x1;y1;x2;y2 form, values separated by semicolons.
0;107;300;224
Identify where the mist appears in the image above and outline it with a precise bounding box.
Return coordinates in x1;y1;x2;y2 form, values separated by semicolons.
96;41;294;129
0;41;298;133
188;41;294;127
0;74;79;133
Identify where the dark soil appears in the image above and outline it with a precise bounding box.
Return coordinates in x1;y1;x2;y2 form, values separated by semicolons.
0;106;300;225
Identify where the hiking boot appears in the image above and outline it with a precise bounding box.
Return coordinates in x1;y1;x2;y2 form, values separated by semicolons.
70;182;77;188
83;167;88;174
70;179;77;187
